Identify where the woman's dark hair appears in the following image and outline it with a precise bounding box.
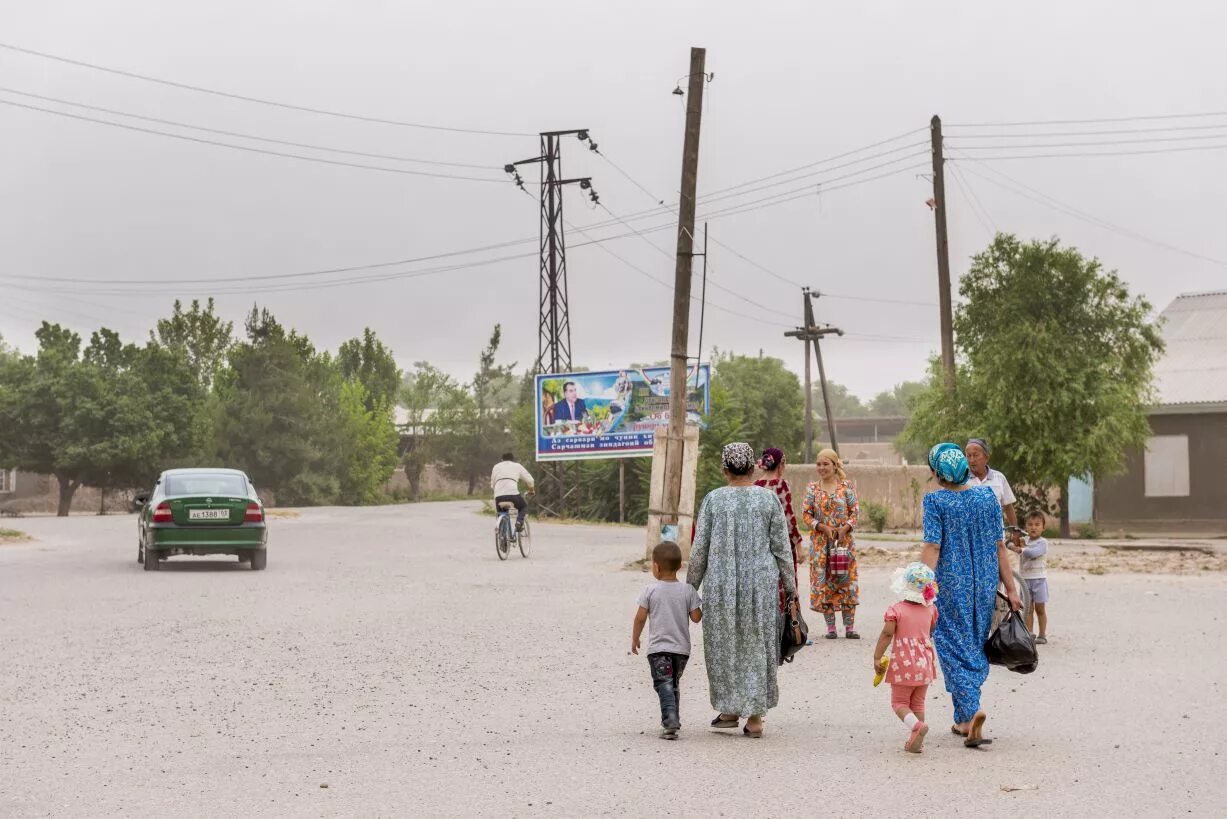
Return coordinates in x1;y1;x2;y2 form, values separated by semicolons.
501;452;515;461
653;541;683;572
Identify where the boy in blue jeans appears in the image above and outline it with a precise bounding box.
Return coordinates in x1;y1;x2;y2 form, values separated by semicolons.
631;541;702;739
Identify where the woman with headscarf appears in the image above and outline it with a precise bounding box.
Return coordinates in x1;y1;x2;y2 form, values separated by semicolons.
801;448;862;638
755;447;804;613
688;443;797;738
921;443;1022;748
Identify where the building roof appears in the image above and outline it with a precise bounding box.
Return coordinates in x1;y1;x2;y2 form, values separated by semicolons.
1153;291;1227;411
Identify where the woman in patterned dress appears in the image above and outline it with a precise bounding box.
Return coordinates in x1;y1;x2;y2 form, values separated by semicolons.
801;448;862;639
754;447;804;614
920;443;1022;748
688;443;796;738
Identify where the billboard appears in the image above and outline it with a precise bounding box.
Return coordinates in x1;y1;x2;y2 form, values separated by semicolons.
534;365;711;462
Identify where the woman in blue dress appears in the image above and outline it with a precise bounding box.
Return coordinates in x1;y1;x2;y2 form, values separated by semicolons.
920;443;1021;748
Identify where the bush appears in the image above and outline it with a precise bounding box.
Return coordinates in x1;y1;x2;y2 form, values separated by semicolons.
862;500;888;533
1076;521;1103;540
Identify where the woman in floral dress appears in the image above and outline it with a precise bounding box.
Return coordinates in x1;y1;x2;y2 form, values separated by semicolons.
754;447;804;614
801;448;862;639
688;443;796;738
920;443;1021;748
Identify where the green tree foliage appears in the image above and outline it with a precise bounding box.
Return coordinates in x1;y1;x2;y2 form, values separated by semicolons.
868;381;925;417
712;352;803;455
435;325;516;494
900;234;1163;529
0;323;200;514
338;327;401;412
400;363;467;499
695;380;746;501
813;382;870;419
150;298;233;390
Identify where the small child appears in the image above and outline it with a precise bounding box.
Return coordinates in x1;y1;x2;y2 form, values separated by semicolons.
873;562;939;753
1009;510;1050;644
631;541;702;740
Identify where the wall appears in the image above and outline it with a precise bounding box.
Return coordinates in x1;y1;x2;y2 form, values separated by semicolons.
1096;411;1227;534
784;463;935;530
0;471;133;515
384;464;473;499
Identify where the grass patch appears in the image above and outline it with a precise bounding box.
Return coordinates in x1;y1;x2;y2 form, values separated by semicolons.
1086;564;1109;575
0;527;30;543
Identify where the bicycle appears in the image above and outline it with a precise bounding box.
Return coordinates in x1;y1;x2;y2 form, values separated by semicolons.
495;500;531;560
992;525;1034;631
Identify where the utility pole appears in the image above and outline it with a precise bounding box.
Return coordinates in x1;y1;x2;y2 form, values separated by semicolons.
930;115;955;377
662;47;707;528
505;130;600;518
786;288;843;456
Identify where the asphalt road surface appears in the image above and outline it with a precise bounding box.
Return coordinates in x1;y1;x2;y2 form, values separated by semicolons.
2;503;1225;817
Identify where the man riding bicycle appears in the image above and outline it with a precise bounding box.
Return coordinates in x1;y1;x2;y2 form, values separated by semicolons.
490;452;535;536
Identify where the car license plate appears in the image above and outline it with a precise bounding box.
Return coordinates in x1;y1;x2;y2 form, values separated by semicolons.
189;508;230;521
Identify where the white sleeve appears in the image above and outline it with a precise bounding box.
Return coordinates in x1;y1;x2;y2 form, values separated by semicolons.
999;473;1016;506
520;464;535;489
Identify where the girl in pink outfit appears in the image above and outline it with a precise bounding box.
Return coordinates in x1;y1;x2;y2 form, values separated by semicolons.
872;562;939;753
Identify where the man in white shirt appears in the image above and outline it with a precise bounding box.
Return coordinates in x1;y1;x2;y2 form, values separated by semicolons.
490;452;535;533
965;438;1017;527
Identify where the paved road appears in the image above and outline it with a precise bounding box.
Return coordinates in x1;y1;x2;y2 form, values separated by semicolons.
2;503;1225;817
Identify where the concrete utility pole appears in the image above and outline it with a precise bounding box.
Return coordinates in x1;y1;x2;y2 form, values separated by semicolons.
786;288;843;456
930;115;955;377
663;46;707;527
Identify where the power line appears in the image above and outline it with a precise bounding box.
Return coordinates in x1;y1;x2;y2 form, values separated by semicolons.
0;86;501;170
593;150;666;204
951;155;1227;268
946;122;1227;138
0;99;510;182
942;141;1227;160
946;161;996;238
949;110;1227;127
0;40;533;137
951;130;1227;149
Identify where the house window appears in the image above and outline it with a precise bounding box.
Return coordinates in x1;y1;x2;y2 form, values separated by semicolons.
0;469;14;494
1144;435;1190;498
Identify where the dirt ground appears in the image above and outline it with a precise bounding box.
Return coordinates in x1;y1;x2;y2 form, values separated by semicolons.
2;503;1225;817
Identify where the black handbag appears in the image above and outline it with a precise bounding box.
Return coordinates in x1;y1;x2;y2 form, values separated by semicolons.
984;592;1039;674
780;595;808;665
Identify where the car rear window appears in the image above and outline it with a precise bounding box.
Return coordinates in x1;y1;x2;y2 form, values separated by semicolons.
164;474;248;497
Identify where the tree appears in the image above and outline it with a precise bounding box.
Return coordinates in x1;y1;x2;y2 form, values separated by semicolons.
868;381;925;417
151;298;233;391
399;363;466;499
900;234;1163;534
711;352;803;456
338;328;401;412
813;382;870;419
436;326;516;494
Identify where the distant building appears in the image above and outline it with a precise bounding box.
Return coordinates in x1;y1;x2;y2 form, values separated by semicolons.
1095;292;1227;534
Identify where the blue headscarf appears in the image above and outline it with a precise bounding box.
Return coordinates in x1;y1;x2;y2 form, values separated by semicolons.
928;442;970;485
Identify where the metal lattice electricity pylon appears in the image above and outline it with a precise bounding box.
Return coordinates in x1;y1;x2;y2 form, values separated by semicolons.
506;130;600;518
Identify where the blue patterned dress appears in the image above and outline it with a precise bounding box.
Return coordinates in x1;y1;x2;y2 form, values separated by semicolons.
922;486;1002;724
687;486;796;717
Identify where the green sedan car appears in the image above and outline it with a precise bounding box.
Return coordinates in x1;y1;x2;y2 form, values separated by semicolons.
137;468;268;571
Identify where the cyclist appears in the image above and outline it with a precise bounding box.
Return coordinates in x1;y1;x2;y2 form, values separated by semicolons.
964;438;1017;528
490;452;535;536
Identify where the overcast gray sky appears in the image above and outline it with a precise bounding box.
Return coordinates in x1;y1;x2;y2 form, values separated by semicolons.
2;1;1224;401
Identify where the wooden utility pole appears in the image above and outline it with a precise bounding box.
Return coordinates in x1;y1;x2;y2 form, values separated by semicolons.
930;115;955;377
663;46;706;527
786;288;843;456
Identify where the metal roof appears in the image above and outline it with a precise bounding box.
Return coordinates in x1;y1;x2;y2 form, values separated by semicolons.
1152;291;1227;410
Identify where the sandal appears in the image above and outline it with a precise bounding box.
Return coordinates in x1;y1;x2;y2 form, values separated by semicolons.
824;631;838;640
710;714;739;729
743;726;763;738
964;711;990;748
905;721;929;753
845;631;861;639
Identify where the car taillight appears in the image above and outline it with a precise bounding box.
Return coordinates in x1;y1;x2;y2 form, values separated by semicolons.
152;502;173;523
245;503;264;523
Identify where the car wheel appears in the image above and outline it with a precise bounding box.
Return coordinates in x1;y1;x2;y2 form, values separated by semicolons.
143;551;161;571
250;549;267;571
137;540;144;564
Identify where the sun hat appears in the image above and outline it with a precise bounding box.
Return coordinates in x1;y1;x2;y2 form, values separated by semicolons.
891;561;938;606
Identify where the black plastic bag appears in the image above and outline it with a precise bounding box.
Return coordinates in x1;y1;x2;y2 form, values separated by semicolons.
984;597;1039;674
780;596;809;665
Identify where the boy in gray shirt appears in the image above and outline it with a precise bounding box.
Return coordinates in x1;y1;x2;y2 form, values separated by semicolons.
632;541;702;739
